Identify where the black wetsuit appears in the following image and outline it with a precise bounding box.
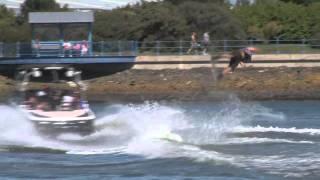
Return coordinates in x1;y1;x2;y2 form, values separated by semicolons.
228;49;252;71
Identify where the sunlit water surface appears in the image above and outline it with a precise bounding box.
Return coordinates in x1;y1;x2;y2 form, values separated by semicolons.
0;99;320;179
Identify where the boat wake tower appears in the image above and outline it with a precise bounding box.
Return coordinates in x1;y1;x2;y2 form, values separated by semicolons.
0;12;136;136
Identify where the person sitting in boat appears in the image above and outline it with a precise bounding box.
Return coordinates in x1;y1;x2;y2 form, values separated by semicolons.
71;91;82;109
61;91;75;111
50;89;62;110
35;90;51;111
36;101;50;111
24;95;38;110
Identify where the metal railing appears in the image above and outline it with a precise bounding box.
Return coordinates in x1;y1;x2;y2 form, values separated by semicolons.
137;39;320;55
0;41;138;58
1;39;320;58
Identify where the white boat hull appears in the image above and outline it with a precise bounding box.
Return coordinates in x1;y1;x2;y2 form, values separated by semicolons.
20;106;96;136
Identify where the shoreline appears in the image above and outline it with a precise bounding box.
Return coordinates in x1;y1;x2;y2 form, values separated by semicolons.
1;67;320;102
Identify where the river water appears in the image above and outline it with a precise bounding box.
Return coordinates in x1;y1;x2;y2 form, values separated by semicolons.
0;99;319;179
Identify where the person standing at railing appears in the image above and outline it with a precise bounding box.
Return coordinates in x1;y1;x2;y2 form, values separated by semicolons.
187;32;198;54
32;39;41;57
202;32;210;55
222;47;257;75
63;41;72;57
81;40;88;56
73;43;81;56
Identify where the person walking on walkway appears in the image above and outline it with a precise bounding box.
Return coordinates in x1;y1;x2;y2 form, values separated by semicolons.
202;32;210;55
187;32;198;54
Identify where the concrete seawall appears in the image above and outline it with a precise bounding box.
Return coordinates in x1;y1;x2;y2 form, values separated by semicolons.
134;54;320;69
134;55;212;69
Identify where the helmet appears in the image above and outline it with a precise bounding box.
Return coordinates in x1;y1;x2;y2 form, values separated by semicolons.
246;47;257;52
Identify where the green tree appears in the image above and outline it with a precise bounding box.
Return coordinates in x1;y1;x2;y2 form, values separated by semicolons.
262;21;282;40
233;0;311;39
307;2;320;33
279;0;317;5
94;9;141;40
20;0;67;20
0;5;30;42
236;0;251;6
164;0;228;5
94;1;187;41
94;0;245;42
178;1;246;40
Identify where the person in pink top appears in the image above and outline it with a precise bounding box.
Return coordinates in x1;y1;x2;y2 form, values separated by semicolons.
72;43;81;56
81;40;88;56
63;42;72;57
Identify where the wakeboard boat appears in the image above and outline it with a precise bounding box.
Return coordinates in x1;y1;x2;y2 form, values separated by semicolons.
16;66;96;136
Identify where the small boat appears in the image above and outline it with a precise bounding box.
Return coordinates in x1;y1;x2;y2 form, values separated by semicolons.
16;66;96;136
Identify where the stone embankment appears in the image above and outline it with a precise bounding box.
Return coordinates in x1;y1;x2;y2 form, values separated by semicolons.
86;54;320;101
